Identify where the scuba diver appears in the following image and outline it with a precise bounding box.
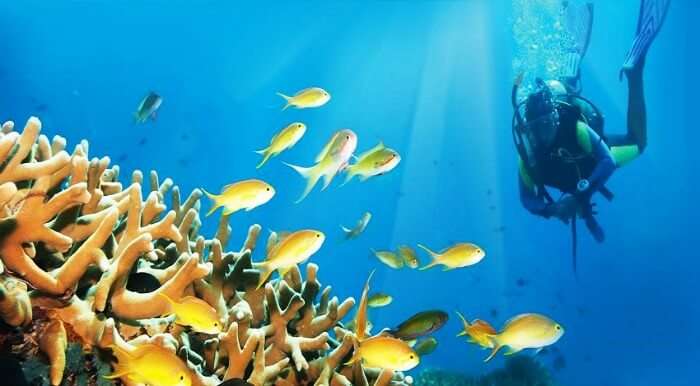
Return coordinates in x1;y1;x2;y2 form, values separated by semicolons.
512;0;670;273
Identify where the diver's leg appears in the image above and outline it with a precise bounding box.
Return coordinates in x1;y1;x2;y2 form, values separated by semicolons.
611;0;670;164
624;55;647;152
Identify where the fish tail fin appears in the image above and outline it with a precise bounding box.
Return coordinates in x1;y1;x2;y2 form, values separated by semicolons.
417;244;440;270
456;311;470;336
340;225;352;237
284;162;321;203
201;188;221;217
256;263;273;290
255;149;272;169
276;92;291;110
484;336;502;362
103;345;133;379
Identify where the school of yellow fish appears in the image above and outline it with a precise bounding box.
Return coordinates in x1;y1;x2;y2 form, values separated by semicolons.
194;87;564;371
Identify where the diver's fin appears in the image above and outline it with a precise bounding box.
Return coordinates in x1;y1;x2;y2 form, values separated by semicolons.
562;2;594;83
620;0;670;78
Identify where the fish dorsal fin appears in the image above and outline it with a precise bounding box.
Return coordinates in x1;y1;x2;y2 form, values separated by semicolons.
295;87;314;96
266;231;279;255
266;231;292;261
221;182;240;192
357;142;385;161
503;313;532;328
456;311;471;330
473;319;497;334
315;132;340;163
355;270;375;341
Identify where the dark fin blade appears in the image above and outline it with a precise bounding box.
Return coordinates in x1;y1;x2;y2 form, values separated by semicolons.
621;0;671;77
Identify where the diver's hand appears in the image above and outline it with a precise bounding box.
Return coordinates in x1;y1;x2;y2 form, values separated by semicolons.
546;195;579;224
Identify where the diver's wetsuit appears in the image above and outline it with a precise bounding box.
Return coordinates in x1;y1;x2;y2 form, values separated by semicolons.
518;122;616;217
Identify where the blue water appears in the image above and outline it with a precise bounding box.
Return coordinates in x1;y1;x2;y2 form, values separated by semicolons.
1;1;698;385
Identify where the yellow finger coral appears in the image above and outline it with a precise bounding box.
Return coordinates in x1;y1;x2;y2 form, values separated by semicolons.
0;117;414;386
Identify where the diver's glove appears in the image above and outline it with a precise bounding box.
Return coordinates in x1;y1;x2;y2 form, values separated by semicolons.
544;195;579;224
584;214;605;243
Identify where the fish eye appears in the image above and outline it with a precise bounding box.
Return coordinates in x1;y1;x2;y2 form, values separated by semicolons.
555;325;561;330
316;233;321;238
346;135;350;140
214;322;219;326
266;187;270;191
410;355;415;359
180;375;184;380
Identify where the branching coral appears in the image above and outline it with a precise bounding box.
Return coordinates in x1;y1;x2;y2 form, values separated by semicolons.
0;116;417;386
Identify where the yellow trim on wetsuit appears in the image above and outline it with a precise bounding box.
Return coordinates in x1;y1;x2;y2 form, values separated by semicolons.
609;145;640;167
518;157;536;192
576;120;640;167
576;121;593;154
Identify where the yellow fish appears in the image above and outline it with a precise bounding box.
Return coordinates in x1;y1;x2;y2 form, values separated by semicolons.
398;245;419;269
157;293;222;334
341;212;371;239
353;270;374;340
456;311;497;349
105;343;192;386
371;249;404;269
347;335;419;371
484;313;564;362
277;87;331;110
257;229;325;288
202;179;275;217
417;243;485;271
347;271;419;371
284;129;357;202
255;122;306;168
343;142;401;185
367;293;392;308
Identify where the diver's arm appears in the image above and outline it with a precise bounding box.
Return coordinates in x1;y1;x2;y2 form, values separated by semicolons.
579;125;616;199
518;172;551;217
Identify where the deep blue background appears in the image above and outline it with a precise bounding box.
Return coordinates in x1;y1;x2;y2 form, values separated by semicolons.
1;1;698;385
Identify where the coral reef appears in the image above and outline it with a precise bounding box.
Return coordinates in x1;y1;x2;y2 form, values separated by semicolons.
0;117;413;386
416;356;558;386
